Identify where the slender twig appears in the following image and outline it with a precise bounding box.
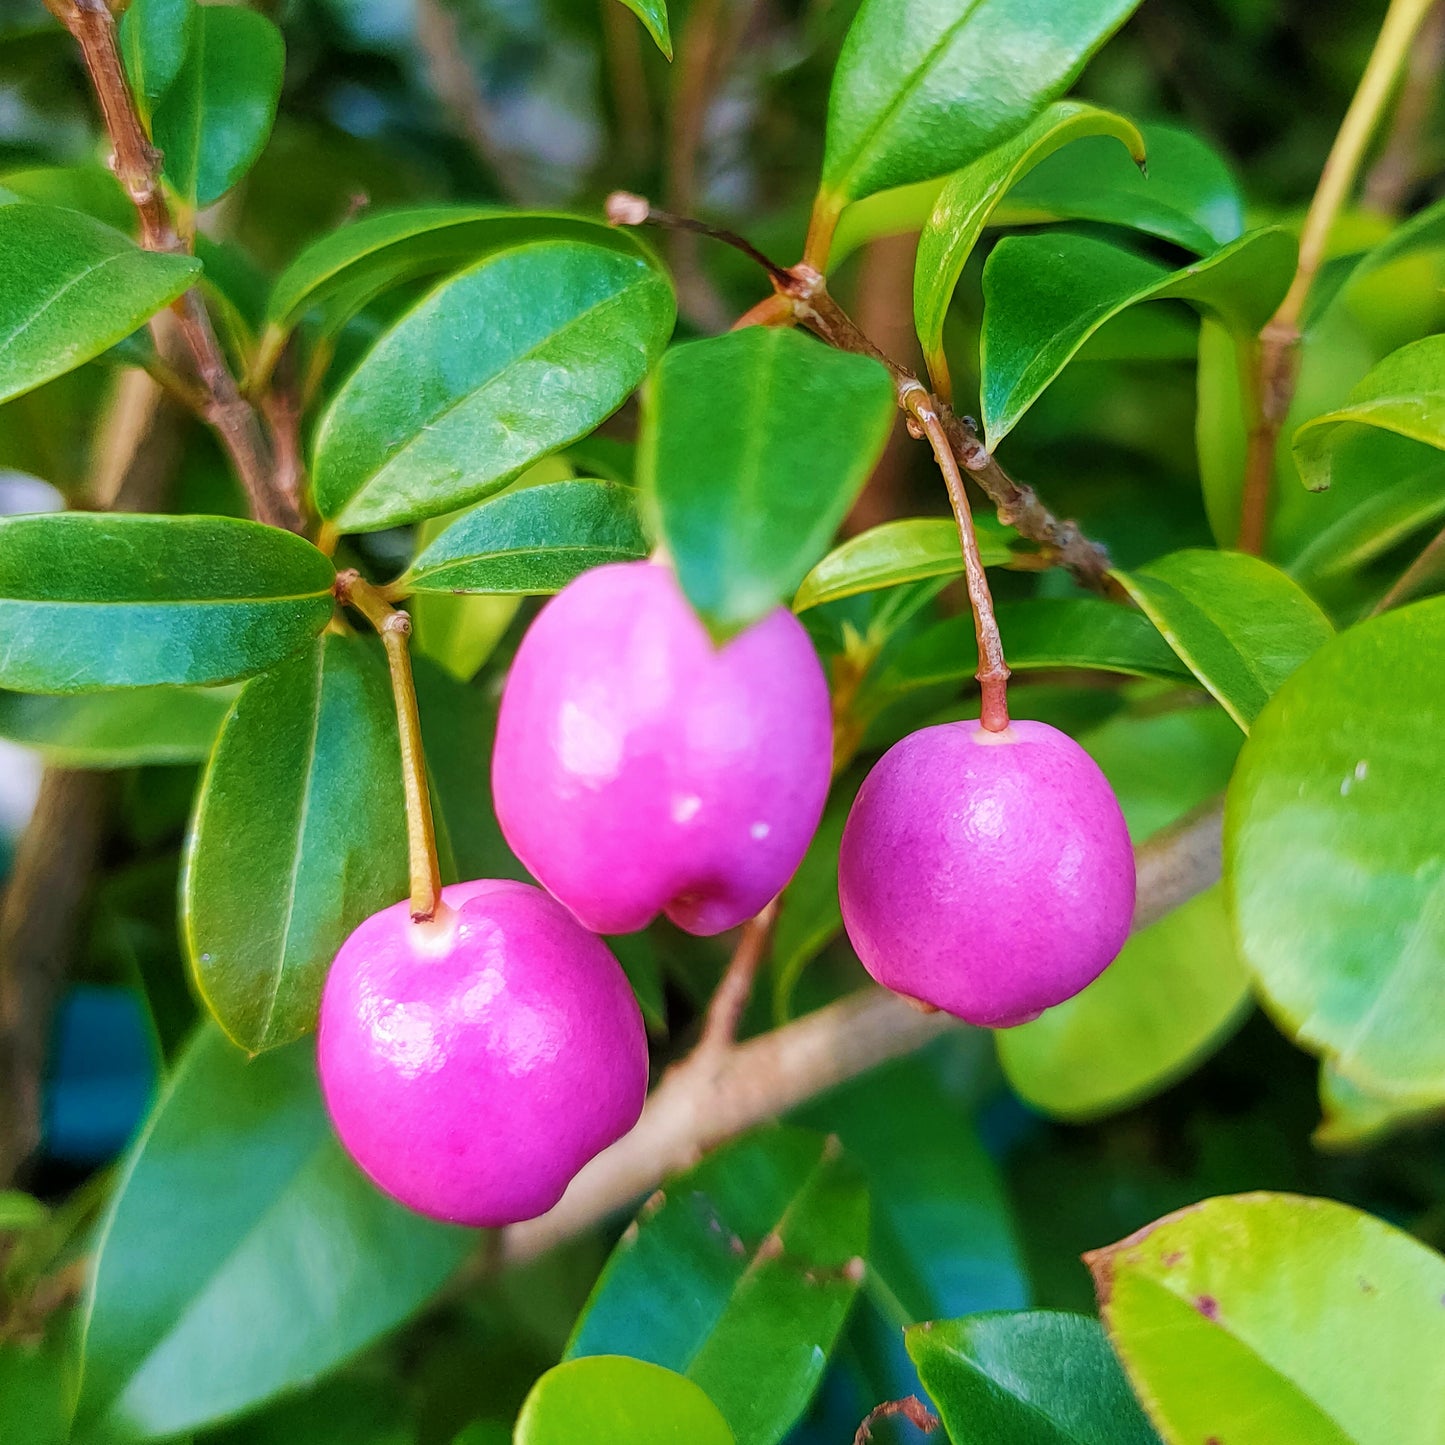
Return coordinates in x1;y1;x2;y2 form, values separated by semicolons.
854;1397;941;1444
1238;0;1439;554
904;386;1011;731
696;904;777;1056
1363;0;1445;214
607;192;795;286
1372;521;1445;613
51;0;301;532
334;572;443;923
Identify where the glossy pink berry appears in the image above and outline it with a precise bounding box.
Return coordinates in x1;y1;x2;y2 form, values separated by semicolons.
838;720;1135;1027
493;560;833;936
318;879;647;1227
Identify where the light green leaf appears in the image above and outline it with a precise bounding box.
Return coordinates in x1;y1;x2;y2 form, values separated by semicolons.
118;0;194;118
565;1127;868;1445
516;1358;734;1445
152;5;285;209
1090;1193;1445;1445
612;0;672;58
182;633;408;1054
77;1024;472;1441
908;1310;1161;1445
401;479;647;595
981;228;1295;447
1293;334;1445;491
0;686;232;766
0;1190;48;1231
1114;549;1334;730
0;513;335;693
0;204;199;404
640;327;894;634
1225;597;1445;1103
313;239;674;533
914;102;1144;391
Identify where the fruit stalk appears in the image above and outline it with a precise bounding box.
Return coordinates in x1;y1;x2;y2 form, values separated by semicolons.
902;387;1011;732
334;570;443;923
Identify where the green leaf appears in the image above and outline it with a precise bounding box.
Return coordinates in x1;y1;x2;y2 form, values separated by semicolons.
0;1344;68;1445
516;1358;734;1445
640;328;895;634
182;634;408;1054
612;0;672;59
118;0;194;118
1114;549;1334;730
999;888;1249;1120
0;513;334;693
0;204;199;404
77;1023;472;1441
0;1190;48;1231
792;516;1020;613
907;1310;1161;1445
818;0;1141;220
0;162;132;229
913;102;1145;390
981;228;1295;447
152;5;285;209
313;239;674;533
1090;1193;1445;1445
1293;334;1445;491
1225;597;1445;1103
401;480;647;595
565;1127;868;1445
994;122;1244;254
1315;1063;1443;1150
1306;193;1445;327
0;686;231;766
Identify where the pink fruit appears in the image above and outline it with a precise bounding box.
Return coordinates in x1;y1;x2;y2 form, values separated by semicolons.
838;720;1135;1027
493;560;833;936
318;879;647;1227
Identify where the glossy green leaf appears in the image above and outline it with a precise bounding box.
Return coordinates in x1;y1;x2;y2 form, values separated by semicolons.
793;516;1020;612
152;5;284;209
914;102;1145;389
313;239;674;532
0;162;132;229
640;327;894;634
516;1358;733;1445
999;888;1249;1119
612;0;672;59
566;1127;868;1445
908;1310;1160;1445
183;634;408;1053
118;0;194;117
1091;1193;1445;1445
1293;334;1445;491
0;513;334;693
401;480;647;594
1225;598;1445;1102
0;686;231;766
818;0;1141;218
1114;550;1333;730
77;1024;471;1440
981;228;1295;447
0;204;198;404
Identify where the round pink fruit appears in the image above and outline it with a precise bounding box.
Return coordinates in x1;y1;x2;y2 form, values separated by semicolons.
493;560;833;936
318;879;647;1227
839;720;1135;1027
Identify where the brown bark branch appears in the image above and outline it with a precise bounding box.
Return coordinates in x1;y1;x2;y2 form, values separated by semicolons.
696;904;776;1056
1363;0;1445;216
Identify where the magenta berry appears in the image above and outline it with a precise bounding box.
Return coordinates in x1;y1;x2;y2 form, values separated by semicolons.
318;879;647;1227
493;560;833;936
839;720;1135;1027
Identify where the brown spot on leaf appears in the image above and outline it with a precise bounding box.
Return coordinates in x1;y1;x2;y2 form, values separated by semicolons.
1195;1294;1221;1321
1359;1277;1376;1294
1161;1251;1183;1267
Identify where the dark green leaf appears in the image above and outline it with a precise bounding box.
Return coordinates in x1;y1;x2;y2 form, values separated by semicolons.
566;1127;868;1445
1115;549;1334;730
401;480;647;594
118;0;194;118
313;239;674;532
1225;597;1445;1103
914;102;1144;390
0;513;334;693
183;633;408;1053
792;516;1020;613
0;1343;68;1445
981;228;1295;446
152;5;285;209
818;0;1141;221
77;1024;472;1440
612;0;672;58
908;1310;1160;1445
0;204;199;404
1091;1194;1445;1445
516;1358;734;1445
0;686;231;766
640;328;894;634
